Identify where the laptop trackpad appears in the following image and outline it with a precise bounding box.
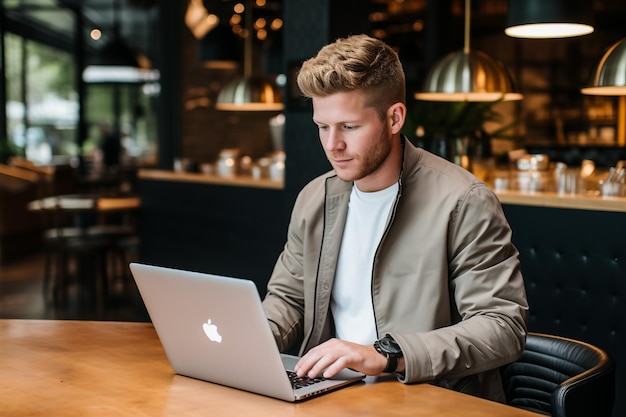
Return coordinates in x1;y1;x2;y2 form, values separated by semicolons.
280;354;365;380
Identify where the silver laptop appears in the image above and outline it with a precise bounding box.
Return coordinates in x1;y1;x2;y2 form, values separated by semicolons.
129;263;364;401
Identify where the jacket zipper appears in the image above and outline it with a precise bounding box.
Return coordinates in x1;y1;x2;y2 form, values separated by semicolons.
370;176;403;338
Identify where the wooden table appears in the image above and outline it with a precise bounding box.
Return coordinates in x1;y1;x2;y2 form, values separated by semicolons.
0;320;542;417
27;194;141;213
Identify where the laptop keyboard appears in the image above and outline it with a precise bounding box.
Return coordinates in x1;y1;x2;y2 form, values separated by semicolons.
287;370;326;389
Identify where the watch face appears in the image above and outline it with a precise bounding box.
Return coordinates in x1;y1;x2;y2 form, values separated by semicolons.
378;337;402;355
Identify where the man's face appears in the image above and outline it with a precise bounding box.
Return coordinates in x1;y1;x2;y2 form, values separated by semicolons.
312;90;394;191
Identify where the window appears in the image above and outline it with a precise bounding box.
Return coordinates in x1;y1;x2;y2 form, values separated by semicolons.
2;3;160;170
5;33;78;165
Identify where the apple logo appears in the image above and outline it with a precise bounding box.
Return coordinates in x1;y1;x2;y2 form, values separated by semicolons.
202;319;222;343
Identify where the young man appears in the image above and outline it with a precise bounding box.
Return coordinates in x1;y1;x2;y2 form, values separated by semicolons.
261;34;528;402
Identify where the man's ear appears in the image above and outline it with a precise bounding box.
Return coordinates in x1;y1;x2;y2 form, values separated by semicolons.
388;102;407;134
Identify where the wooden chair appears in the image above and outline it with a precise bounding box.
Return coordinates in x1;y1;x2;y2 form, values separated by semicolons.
38;194;113;311
10;157;140;315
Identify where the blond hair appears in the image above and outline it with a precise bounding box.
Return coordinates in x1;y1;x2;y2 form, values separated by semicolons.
296;34;406;117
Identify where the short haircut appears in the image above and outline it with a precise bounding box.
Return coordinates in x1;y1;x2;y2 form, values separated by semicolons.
296;34;406;118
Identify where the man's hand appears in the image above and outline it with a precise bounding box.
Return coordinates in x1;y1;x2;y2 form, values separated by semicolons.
293;338;398;379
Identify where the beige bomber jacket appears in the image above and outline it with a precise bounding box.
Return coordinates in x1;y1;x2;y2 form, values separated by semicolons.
262;138;529;402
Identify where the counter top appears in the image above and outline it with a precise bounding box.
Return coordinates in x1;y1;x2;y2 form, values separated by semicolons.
495;189;626;213
138;170;626;212
138;169;284;190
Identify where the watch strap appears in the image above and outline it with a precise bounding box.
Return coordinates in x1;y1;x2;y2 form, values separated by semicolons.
374;336;402;373
383;354;398;373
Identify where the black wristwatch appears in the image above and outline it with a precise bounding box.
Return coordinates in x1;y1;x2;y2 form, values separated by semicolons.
374;335;403;373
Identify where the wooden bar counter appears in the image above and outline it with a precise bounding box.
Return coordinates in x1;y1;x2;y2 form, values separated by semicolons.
495;189;626;213
0;320;541;416
139;169;284;189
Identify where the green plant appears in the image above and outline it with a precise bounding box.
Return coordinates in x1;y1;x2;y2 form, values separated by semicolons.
402;98;519;143
0;140;20;164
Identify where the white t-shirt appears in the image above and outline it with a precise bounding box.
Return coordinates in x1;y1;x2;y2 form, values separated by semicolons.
331;181;399;344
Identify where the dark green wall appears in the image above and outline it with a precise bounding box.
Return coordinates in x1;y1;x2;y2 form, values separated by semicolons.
503;204;624;417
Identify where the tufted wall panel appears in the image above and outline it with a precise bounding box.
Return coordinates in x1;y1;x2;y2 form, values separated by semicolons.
502;204;624;417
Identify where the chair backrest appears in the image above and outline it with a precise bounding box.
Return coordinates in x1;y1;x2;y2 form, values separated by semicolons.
501;332;615;417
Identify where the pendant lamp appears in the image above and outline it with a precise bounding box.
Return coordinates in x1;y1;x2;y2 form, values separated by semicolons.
185;0;219;40
198;24;241;69
215;0;284;111
581;37;626;146
505;0;594;39
581;38;626;96
415;0;522;102
82;38;159;83
82;0;159;84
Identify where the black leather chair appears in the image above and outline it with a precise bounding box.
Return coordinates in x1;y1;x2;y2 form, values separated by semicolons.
500;332;615;417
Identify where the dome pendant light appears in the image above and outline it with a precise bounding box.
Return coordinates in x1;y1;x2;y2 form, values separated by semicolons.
581;37;626;146
82;0;159;84
415;0;522;102
581;38;626;96
215;0;284;111
505;0;594;39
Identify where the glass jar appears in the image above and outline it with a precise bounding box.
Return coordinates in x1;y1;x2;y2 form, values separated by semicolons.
513;154;554;192
216;148;240;177
268;151;285;181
